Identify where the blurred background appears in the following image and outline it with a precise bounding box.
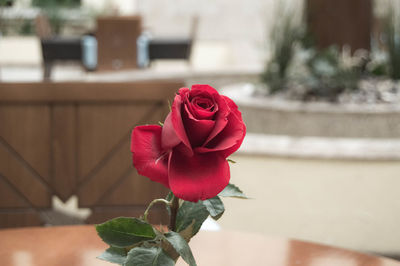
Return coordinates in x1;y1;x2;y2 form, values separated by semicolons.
1;0;400;262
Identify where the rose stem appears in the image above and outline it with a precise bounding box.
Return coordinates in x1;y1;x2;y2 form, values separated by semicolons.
169;196;179;231
143;199;171;222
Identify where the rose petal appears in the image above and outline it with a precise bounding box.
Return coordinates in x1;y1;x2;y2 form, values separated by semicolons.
191;84;220;96
161;113;181;150
203;94;230;145
183;104;215;147
196;96;246;157
196;112;245;157
131;125;169;188
190;103;215;120
171;89;193;154
186;91;217;120
168;146;230;202
220;95;246;157
193;97;214;110
223;95;240;116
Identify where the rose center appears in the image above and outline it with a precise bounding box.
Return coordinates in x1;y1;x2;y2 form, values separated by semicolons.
192;97;215;111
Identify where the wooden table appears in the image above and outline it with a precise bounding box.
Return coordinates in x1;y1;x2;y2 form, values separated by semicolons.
0;225;398;266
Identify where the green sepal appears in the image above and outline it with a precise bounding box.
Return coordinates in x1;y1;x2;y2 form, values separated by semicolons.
164;231;197;266
97;247;127;265
202;196;225;220
125;246;175;266
96;217;156;248
165;191;174;202
218;183;248;199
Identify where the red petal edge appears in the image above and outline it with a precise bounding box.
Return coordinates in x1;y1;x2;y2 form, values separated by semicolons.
162;112;181;150
131;125;170;188
197;95;246;157
191;84;220;95
171;90;193;155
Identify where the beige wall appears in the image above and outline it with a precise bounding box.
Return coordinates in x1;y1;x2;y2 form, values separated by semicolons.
220;154;400;256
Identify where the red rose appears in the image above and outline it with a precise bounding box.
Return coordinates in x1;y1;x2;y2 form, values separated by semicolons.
131;85;246;202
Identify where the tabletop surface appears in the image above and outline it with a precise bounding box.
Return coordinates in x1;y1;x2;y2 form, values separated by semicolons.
0;225;399;266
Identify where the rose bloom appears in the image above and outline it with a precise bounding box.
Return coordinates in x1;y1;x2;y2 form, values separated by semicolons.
131;84;246;202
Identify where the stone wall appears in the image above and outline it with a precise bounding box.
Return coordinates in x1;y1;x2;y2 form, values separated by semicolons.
136;0;303;68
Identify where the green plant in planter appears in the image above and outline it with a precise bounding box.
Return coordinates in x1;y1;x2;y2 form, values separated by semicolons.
301;46;364;101
32;0;80;8
19;20;35;35
382;7;400;80
261;6;367;102
261;7;304;93
33;0;80;35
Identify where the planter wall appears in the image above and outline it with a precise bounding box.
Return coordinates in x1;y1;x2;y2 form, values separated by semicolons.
236;97;400;139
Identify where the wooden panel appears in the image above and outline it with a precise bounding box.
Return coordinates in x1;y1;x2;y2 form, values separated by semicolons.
97;16;141;71
0;176;30;208
52;105;77;201
77;102;167;206
0;210;43;228
77;103;156;180
0;81;183;228
0;81;182;102
0;141;51;208
307;0;372;51
99;170;168;206
0;105;51;182
77;136;132;206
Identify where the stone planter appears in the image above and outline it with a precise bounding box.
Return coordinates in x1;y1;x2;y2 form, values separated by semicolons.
222;84;400;139
221;84;400;159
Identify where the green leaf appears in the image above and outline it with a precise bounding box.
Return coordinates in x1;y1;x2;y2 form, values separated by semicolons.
125;246;175;266
178;221;196;242
96;217;156;248
175;201;209;237
218;183;248;199
202;196;225;220
98;247;127;265
165;231;197;266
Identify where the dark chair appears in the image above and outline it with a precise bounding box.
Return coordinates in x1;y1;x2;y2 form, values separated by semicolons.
146;16;198;65
35;15;83;80
40;37;82;80
148;38;192;61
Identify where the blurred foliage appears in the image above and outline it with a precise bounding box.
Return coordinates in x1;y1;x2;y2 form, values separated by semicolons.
0;16;35;36
0;0;13;7
45;9;65;35
32;0;80;8
300;46;366;101
383;8;400;80
261;8;303;93
19;20;34;35
32;0;80;35
261;2;400;102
